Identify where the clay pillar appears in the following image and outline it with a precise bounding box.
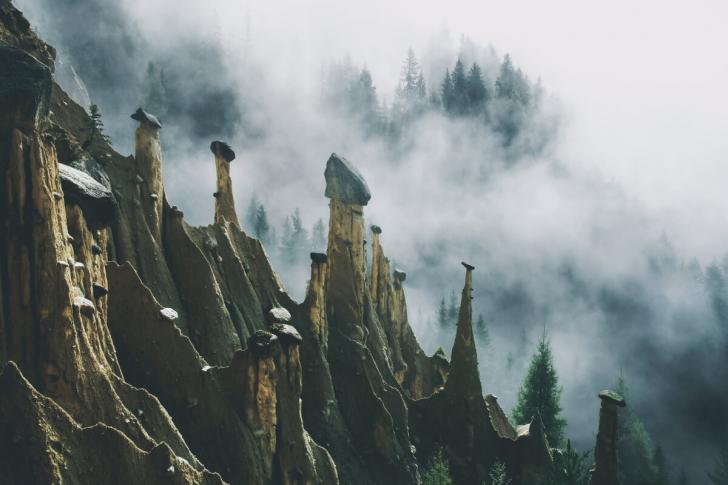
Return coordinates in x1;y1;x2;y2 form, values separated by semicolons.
589;390;626;485
131;108;163;242
210;140;239;228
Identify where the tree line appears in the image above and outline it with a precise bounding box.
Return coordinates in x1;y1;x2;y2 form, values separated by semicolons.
244;194;327;265
322;47;545;148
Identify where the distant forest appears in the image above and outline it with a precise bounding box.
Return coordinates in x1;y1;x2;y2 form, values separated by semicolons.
320;48;548;152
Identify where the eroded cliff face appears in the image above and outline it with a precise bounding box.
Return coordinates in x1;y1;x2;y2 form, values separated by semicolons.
0;3;562;484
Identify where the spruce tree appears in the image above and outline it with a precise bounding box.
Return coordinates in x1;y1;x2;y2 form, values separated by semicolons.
254;204;270;245
512;335;566;447
495;54;517;100
615;376;669;485
87;103;111;147
311;218;327;252
466;63;487;114
438;298;448;329
708;448;728;485
488;460;511;485
245;193;261;233
447;290;458;323
476;313;490;346
451;58;468;115
441;69;453;113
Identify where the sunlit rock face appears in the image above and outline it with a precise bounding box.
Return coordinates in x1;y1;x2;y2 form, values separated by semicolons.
0;22;206;482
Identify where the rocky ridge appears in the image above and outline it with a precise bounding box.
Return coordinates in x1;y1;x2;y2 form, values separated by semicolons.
0;2;596;484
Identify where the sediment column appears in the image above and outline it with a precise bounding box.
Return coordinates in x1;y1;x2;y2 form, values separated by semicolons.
589;390;626;485
131;108;164;242
210;140;239;228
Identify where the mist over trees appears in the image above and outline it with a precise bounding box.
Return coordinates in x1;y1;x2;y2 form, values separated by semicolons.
322;47;553;156
20;0;728;476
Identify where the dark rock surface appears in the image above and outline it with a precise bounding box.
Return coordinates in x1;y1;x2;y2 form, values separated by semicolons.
324;153;371;206
210;140;235;162
131;107;162;128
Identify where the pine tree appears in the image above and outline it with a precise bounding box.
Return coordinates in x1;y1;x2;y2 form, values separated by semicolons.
280;215;294;263
447;290;458;323
708;448;728;485
438;298;448;329
451;58;468;115
512;335;566;447
441;69;453;113
488;460;511;485
422;448;453;485
287;208;309;264
311;218;327;252
245;193;261;233
87;103;111;147
476;313;490;346
559;440;591;485
350;68;380;133
254;204;270;245
416;72;427;100
615;376;663;485
495;54;517;100
466;63;487;114
653;445;671;485
398;47;421;101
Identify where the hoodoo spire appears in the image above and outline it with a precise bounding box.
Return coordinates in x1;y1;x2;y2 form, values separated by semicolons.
446;261;482;396
131;107;164;241
210;140;239;228
589;390;626;485
324;153;369;329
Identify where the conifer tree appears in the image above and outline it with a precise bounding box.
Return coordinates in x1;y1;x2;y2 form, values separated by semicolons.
708;448;728;485
447;290;458;322
476;313;490;346
512;335;566;447
311;218;327;252
488;460;511;485
254;204;270;245
466;63;487;114
438;298;448;329
87;103;111;147
615;376;668;485
245;193;261;233
450;58;468;115
441;69;453;112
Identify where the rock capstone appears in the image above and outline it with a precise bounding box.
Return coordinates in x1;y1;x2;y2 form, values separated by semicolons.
324;153;371;206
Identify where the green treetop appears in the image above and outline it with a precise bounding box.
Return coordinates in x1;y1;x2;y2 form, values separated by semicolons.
512;334;566;447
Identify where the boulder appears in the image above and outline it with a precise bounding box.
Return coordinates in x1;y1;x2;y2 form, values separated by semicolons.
324;153;371;206
59;163;117;225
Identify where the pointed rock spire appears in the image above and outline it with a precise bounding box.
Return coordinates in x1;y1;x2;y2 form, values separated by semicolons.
446;261;482;396
210;140;240;228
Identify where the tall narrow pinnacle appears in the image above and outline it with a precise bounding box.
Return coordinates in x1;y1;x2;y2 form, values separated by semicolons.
589;390;626;485
446;261;482;396
210;140;239;228
131;107;164;242
324;153;369;329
